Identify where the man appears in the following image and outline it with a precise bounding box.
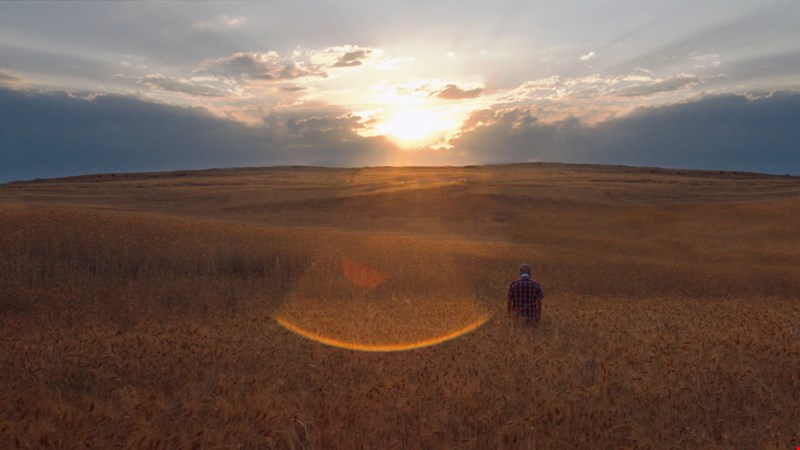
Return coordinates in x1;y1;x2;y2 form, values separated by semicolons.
507;263;544;325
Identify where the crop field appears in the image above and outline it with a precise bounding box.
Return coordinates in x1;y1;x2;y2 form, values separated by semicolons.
1;163;799;448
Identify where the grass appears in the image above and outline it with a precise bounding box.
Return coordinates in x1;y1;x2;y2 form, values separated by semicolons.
0;163;799;448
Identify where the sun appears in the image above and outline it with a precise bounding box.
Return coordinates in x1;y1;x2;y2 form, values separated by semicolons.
380;110;438;141
376;108;458;147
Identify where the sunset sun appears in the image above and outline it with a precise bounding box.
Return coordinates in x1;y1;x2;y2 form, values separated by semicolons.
376;109;459;147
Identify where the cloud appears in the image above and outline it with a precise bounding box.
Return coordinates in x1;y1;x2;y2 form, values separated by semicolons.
0;70;20;87
192;14;246;29
616;74;701;97
0;71;18;82
2;87;799;183
435;84;485;100
200;51;326;81
462;109;497;131
280;85;308;92
279;114;396;165
285;114;366;139
580;51;596;61
690;53;721;69
0;87;395;182
220;15;246;26
139;73;226;97
307;45;375;68
332;49;372;68
452;91;800;174
496;72;712;123
371;79;486;104
498;76;563;104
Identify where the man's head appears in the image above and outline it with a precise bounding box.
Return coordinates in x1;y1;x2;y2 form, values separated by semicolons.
519;263;532;275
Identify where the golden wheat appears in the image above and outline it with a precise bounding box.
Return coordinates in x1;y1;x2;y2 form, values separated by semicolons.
1;164;799;448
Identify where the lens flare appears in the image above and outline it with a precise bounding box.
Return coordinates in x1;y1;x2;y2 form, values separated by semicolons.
341;257;386;288
275;313;491;352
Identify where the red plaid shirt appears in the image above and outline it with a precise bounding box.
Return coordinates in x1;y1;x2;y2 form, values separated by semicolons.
507;275;544;321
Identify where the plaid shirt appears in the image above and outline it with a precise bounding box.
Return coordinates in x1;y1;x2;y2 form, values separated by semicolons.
507;275;544;321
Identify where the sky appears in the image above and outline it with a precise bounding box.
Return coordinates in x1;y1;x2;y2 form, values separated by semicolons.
1;0;799;181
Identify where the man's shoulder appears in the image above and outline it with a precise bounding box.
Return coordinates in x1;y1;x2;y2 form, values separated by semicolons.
511;277;539;286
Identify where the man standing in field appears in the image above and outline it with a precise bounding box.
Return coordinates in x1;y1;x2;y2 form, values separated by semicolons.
507;263;544;325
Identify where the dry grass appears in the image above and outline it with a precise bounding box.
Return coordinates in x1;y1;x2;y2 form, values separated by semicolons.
1;163;799;448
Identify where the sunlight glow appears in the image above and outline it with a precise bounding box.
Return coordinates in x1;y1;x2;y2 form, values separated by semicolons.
275;314;492;352
380;110;438;141
376;109;459;148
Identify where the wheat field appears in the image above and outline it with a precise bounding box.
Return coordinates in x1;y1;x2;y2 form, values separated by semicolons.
1;163;799;449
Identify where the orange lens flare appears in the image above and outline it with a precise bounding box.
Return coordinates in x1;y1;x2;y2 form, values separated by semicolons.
341;257;387;288
275;314;492;352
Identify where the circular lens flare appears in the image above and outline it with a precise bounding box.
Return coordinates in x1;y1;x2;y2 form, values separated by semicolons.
275;292;492;352
275;313;491;352
278;256;490;352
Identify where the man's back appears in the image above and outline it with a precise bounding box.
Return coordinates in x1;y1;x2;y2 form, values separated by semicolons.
507;273;544;322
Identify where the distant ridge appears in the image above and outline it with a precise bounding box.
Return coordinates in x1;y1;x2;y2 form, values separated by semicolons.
3;161;796;186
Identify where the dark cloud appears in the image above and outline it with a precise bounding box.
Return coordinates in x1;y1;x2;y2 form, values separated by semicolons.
280;114;395;166
435;84;485;99
280;85;308;92
0;87;393;182
332;49;371;68
462;109;497;130
201;52;326;81
287;115;363;135
139;73;225;97
2;87;799;183
593;91;800;173
332;60;362;68
616;75;700;97
452;91;800;175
